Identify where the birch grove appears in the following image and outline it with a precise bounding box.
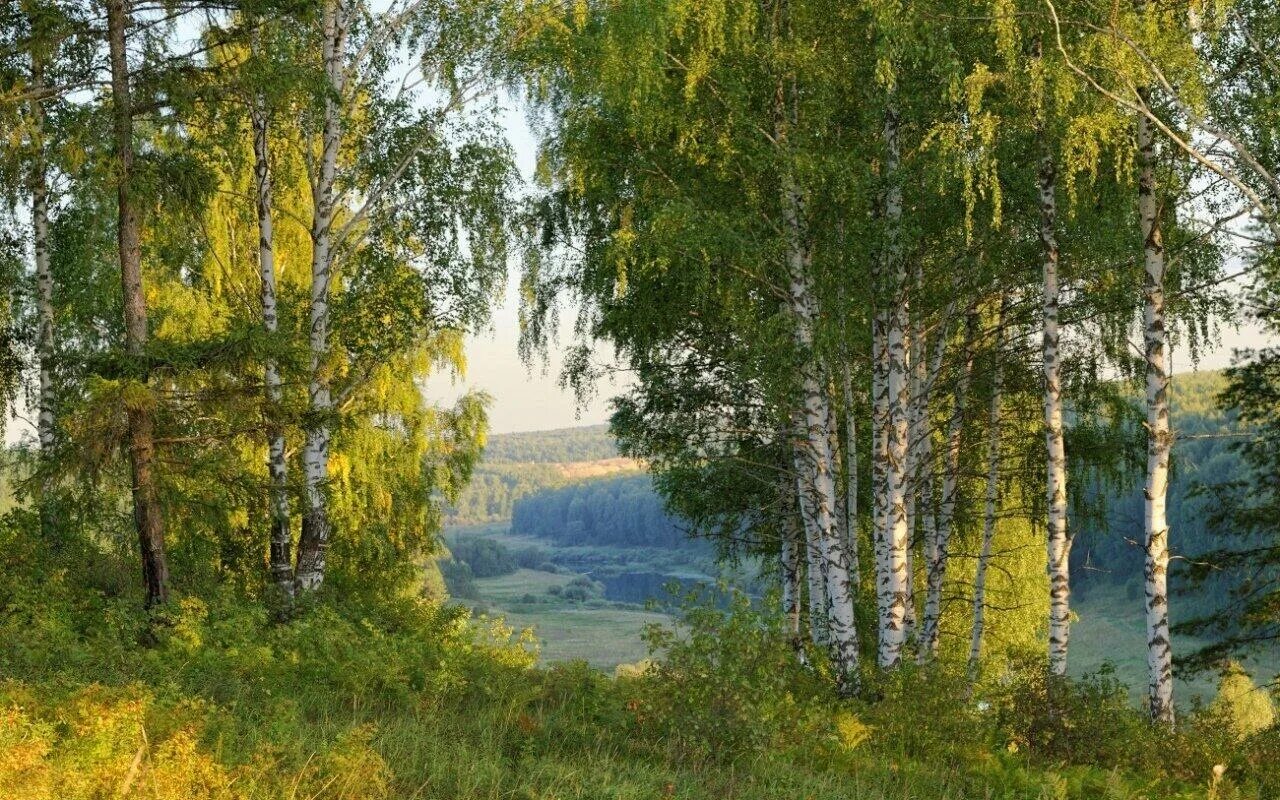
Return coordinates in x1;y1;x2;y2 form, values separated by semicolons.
1;0;1262;727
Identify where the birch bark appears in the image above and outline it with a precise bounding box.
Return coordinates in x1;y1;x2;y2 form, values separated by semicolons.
251;80;294;596
782;232;860;693
795;465;829;648
880;98;910;669
904;314;923;642
1040;147;1072;677
1138;89;1175;727
841;363;859;579
295;0;348;592
780;478;809;666
871;289;891;636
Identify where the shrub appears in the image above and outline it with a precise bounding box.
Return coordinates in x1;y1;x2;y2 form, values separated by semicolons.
439;558;479;599
1209;662;1276;740
633;588;827;763
447;538;518;578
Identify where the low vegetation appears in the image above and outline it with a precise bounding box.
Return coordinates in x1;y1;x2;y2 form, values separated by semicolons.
3;538;1277;799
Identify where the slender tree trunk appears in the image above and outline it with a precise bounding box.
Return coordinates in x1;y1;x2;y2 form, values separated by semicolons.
841;362;859;579
780;478;809;667
920;311;976;661
295;0;347;593
880;98;911;669
828;390;847;542
783;242;860;693
904;315;922;643
769;35;860;692
1138;89;1175;727
1039;145;1071;677
30;51;56;538
107;0;169;607
969;296;1006;673
251;85;293;596
871;293;891;638
795;466;829;649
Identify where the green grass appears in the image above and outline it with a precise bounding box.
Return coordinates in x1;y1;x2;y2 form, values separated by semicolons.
1073;583;1280;704
474;567;577;601
470;568;670;668
3;536;1275;800
488;604;670;667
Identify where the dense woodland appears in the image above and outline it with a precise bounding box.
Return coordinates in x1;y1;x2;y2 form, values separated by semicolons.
481;423;618;463
1;0;1280;797
511;473;690;548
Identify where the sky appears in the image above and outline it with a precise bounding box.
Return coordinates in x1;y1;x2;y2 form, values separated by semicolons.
421;102;629;435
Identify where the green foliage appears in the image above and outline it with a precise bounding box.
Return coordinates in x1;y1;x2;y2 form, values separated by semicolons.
482;424;619;463
1208;662;1276;741
1;524;1276;799
512;473;700;549
636;588;826;763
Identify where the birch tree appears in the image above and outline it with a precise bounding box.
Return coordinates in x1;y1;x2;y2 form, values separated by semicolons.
969;296;1007;672
880;94;912;669
1137;86;1175;726
292;0;514;593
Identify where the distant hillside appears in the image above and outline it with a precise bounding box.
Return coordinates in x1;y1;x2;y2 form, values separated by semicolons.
446;425;641;525
1072;370;1248;603
511;473;691;549
483;424;619;463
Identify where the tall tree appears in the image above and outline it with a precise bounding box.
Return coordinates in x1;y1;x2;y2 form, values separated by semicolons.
1137;83;1174;727
106;0;170;607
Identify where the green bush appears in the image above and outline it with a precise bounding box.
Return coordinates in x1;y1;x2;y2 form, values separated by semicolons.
634;588;827;763
438;558;479;599
1209;662;1276;741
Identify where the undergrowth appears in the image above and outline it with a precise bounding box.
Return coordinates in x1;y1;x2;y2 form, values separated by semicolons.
0;532;1274;799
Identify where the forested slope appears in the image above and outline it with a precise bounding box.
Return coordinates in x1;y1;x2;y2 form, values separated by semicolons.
1072;371;1250;604
511;473;692;549
445;426;641;524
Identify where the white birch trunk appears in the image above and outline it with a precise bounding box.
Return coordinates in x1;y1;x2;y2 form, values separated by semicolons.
903;313;922;642
783;243;860;694
251;85;293;596
871;300;891;635
795;465;829;649
295;0;347;593
1138;94;1175;727
828;392;847;543
771;52;861;692
1040;148;1072;677
969;296;1007;672
879;99;911;669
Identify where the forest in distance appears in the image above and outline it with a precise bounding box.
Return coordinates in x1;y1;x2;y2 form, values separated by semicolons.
2;0;1280;798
